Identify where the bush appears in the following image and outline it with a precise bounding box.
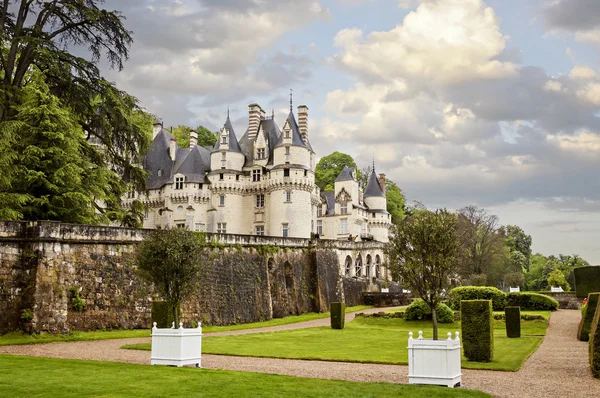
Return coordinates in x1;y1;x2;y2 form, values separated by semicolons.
151;301;174;328
589;300;600;378
461;300;494;362
448;286;506;311
330;302;345;329
575;267;600;299
578;293;600;341
505;306;521;338
404;299;454;323
582;303;588;317
506;292;559;311
467;274;488;286
493;313;543;321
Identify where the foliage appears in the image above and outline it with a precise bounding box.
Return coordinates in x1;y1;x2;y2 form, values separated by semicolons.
505;307;521;338
467;274;488;286
0;0;152;223
151;301;174;329
170;125;218;148
578;293;600;341
546;269;570;291
20;309;33;322
447;286;507;311
505;293;558;311
404;299;454;323
590;300;600;378
508;251;527;273
314;151;359;191
461;300;494;362
136;229;209;325
387;208;461;339
504;272;524;288
70;287;85;312
501;225;532;265
574;266;600;298
120;200;146;228
1;356;492;398
525;253;547;291
330;302;345;329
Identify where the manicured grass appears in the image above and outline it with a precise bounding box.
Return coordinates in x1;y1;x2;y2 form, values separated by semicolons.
124;315;547;371
0;305;372;346
0;355;490;398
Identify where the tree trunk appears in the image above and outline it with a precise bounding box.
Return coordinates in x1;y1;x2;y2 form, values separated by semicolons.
171;303;179;327
431;306;438;340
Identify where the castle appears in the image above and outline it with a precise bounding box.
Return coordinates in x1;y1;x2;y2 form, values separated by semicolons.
128;102;391;242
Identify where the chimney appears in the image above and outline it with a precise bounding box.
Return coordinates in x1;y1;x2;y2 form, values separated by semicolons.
190;130;198;149
152;122;162;140
169;138;176;161
379;173;386;192
298;105;308;144
248;103;263;141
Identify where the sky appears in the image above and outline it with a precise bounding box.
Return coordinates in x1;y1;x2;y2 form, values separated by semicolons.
98;0;600;263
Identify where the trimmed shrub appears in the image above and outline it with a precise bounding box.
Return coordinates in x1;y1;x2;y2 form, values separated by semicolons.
493;313;543;321
575;267;600;299
589;299;600;378
578;293;600;341
448;286;506;311
404;299;454;323
151;301;173;328
506;292;559;311
461;300;494;362
330;302;345;329
582;303;588;317
505;306;521;338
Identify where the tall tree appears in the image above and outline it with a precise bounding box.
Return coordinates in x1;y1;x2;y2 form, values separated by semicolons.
385;180;407;224
0;0;151;222
170;125;218;148
314;151;359;191
501;225;533;267
387;209;461;340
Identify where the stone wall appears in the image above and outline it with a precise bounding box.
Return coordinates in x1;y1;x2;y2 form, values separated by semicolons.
0;221;387;334
539;292;581;309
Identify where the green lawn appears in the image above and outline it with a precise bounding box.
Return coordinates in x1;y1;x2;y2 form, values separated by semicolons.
124;314;547;371
0;305;372;346
0;355;490;398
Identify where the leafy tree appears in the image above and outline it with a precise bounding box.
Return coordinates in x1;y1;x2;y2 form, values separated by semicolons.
504;272;525;288
525;253;547;291
501;225;532;267
120;200;146;228
508;251;527;273
170;125;218;148
136;228;209;325
315;151;358;191
384;180;406;224
0;0;151;222
387;209;461;340
547;269;570;291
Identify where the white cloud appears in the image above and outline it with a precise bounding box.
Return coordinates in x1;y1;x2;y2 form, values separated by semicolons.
570;66;597;80
577;83;600;105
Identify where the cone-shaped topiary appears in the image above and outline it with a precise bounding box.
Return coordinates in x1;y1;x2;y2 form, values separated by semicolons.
461;300;494;362
330;302;345;329
505;306;521;338
578;293;600;341
589;299;600;378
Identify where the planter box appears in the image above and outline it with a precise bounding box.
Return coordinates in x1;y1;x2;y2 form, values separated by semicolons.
408;331;461;387
381;288;389;293
151;322;203;367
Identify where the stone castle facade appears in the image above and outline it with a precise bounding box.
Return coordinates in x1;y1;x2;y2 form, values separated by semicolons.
126;103;391;242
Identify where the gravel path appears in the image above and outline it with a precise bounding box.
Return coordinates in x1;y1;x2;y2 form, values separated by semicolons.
1;309;599;397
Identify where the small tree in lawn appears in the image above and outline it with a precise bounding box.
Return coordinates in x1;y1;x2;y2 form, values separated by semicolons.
136;228;208;326
387;208;461;340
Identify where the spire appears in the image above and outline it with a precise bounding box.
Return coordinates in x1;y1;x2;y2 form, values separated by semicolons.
289;88;293;113
227;106;230;120
372;155;375;174
272;109;275;119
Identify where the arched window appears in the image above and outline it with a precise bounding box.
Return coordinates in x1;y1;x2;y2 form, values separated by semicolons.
355;255;362;277
366;255;372;279
344;256;352;276
375;255;381;279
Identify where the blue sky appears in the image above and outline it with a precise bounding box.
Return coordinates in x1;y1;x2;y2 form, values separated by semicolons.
102;0;600;263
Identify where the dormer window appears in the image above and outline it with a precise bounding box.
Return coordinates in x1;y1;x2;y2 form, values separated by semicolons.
222;136;227;144
257;148;265;159
285;146;290;155
341;203;348;214
285;129;290;138
157;169;163;177
175;176;184;190
252;169;261;182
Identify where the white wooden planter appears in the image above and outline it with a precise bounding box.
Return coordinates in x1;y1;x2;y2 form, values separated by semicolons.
381;288;389;293
151;322;203;367
408;331;462;388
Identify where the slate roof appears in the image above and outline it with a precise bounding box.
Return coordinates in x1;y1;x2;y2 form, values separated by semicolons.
364;170;385;198
335;166;355;182
213;116;243;153
320;191;335;215
174;145;211;183
275;112;309;149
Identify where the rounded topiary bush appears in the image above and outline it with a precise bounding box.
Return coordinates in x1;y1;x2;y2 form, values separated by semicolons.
506;292;559;311
447;286;507;311
405;299;454;323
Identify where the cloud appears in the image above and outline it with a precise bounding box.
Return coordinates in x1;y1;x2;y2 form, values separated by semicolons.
541;0;600;45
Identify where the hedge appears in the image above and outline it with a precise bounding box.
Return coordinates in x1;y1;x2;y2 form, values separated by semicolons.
589;300;600;378
505;306;521;338
151;301;174;328
448;286;506;311
578;293;600;341
506;292;559;311
461;300;494;362
575;267;600;299
330;302;345;329
405;299;454;323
